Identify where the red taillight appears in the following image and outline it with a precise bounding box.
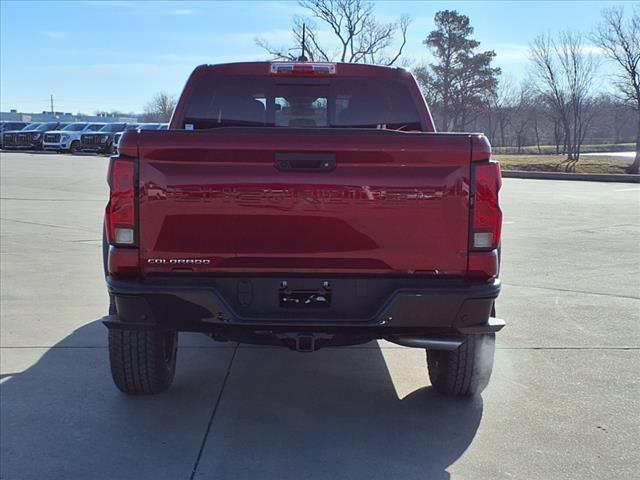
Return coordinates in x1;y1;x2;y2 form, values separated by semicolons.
105;159;136;246
471;161;502;250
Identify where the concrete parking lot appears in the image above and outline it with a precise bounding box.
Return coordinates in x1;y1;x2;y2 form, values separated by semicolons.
1;151;638;479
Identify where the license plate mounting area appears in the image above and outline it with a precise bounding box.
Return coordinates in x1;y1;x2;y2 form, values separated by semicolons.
279;281;332;308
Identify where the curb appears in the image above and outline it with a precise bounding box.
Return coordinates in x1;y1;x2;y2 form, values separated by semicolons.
502;170;640;183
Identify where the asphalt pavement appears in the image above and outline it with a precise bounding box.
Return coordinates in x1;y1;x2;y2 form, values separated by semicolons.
1;151;638;480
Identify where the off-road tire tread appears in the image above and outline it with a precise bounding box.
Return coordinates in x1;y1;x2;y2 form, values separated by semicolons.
108;329;176;395
427;333;495;397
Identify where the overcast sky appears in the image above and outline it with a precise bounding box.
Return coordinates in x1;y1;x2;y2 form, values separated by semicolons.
0;0;631;114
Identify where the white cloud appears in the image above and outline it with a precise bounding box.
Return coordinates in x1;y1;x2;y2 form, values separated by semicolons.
581;45;606;56
49;63;162;76
41;31;68;39
178;29;293;46
165;9;193;15
489;43;530;63
41;47;213;66
488;43;607;64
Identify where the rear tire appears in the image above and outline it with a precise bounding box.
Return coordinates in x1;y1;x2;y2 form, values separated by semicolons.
427;333;495;396
108;329;178;395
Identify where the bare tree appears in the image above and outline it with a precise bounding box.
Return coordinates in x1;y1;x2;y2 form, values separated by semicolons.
529;32;599;171
511;84;535;154
593;6;640;174
255;0;410;65
143;93;177;123
486;76;518;146
530;102;544;154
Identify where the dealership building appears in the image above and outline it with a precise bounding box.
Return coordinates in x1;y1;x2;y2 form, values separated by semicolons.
0;110;137;123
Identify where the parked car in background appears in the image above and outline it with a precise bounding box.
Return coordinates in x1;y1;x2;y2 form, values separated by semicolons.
78;123;126;154
2;122;67;150
111;124;142;154
43;122;106;153
113;123;164;154
0;121;28;148
158;123;169;130
2;123;40;149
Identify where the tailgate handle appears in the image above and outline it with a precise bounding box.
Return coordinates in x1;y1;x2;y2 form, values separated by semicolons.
275;152;336;173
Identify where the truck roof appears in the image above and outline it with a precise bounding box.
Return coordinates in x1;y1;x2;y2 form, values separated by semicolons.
192;61;409;78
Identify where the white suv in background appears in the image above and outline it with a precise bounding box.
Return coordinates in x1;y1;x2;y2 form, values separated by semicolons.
113;123;167;154
43;122;106;153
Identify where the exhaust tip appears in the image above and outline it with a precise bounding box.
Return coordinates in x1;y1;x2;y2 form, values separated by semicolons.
387;336;463;350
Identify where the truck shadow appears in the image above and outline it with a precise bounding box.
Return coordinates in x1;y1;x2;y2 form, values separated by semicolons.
0;321;482;480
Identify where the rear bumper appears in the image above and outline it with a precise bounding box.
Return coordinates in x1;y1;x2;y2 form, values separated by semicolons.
79;144;109;153
104;276;503;338
43;141;69;151
2;143;41;150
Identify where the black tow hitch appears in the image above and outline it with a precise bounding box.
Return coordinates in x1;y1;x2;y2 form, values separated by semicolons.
278;332;334;352
296;334;316;352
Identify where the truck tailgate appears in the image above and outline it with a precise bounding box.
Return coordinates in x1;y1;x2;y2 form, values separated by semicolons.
136;129;472;276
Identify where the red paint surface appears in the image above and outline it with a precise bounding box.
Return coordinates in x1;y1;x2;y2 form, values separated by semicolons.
133;130;474;276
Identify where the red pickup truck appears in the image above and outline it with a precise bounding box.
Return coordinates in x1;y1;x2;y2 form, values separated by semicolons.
102;61;504;397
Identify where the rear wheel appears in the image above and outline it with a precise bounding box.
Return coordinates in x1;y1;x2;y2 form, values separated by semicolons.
108;329;178;395
426;333;495;396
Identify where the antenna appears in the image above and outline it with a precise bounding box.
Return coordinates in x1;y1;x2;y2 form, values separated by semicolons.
297;23;308;62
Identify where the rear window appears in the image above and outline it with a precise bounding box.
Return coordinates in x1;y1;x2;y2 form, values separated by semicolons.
182;74;423;131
